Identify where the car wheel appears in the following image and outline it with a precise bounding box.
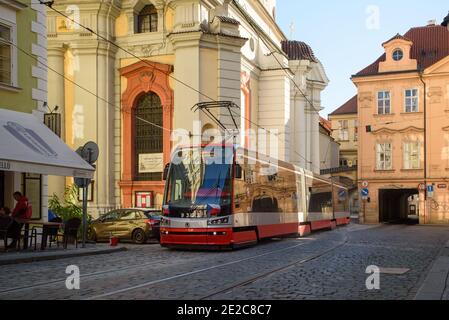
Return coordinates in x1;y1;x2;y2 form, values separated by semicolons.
132;229;147;244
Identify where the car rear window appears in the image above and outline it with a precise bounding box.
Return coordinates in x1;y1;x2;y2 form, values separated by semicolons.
144;210;162;218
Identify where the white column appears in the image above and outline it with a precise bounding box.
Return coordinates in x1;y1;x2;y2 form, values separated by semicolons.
293;96;307;168
95;44;116;211
169;32;202;136
258;70;291;161
47;46;66;201
311;111;321;174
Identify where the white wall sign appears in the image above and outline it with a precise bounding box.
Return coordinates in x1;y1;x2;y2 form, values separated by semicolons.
138;153;163;173
136;192;153;208
0;161;11;170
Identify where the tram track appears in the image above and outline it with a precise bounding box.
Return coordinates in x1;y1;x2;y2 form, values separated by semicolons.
86;233;348;300
199;235;349;300
0;239;309;295
0;257;171;295
0;232;347;299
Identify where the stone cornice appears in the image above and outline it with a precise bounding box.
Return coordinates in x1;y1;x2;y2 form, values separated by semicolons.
372;126;424;135
48;1;121;19
168;30;247;51
1;0;27;11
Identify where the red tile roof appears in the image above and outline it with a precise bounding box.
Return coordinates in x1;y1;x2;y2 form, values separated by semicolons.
355;25;449;77
382;33;412;46
281;40;318;62
319;116;332;133
442;12;449;27
329;95;358;116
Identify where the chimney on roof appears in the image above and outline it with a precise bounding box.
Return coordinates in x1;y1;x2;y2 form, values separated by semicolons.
427;19;437;26
442;11;449;27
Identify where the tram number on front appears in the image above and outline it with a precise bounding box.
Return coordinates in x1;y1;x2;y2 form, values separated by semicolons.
181;210;206;218
221;304;272;316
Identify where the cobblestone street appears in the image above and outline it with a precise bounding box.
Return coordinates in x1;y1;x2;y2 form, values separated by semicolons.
1;223;448;300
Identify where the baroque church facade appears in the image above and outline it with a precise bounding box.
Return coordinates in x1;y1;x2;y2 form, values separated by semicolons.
46;0;328;213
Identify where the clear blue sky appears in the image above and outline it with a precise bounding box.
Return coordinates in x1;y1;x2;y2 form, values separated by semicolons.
276;0;449;117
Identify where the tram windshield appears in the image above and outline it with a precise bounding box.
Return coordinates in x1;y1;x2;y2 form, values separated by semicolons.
164;146;233;217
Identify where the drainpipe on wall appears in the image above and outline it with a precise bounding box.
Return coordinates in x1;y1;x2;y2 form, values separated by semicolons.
419;70;427;224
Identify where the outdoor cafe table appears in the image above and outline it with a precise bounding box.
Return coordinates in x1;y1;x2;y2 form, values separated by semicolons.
16;219;63;251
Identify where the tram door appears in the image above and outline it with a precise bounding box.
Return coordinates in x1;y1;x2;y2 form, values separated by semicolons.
296;178;305;224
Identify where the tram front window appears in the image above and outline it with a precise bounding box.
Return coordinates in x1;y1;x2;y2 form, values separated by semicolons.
164;147;233;218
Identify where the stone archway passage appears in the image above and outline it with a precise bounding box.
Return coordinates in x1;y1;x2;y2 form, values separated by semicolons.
379;189;419;224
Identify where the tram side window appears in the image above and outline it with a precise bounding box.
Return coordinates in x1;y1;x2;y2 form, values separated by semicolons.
307;177;333;214
281;168;298;213
252;192;279;212
252;163;282;213
233;165;251;214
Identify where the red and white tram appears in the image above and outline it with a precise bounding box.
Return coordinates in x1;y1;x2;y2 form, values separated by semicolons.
160;144;350;249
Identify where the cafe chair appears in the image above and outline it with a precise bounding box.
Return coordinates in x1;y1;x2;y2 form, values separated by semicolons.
0;216;13;251
47;217;63;248
29;217;63;250
28;227;39;251
61;218;81;249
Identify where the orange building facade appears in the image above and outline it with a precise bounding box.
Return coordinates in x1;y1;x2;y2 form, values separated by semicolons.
118;61;174;208
352;22;449;224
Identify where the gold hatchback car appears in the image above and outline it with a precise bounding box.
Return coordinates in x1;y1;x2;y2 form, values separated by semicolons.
88;209;161;244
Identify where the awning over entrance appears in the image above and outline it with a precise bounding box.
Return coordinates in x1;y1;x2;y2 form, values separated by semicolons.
0;109;94;179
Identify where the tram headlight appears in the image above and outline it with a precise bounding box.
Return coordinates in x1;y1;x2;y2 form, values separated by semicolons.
160;218;170;226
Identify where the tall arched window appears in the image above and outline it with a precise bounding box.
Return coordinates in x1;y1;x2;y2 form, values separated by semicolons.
137;5;158;33
134;92;163;181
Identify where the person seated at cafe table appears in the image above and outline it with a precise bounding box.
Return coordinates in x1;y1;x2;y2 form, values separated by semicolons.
7;192;32;249
0;206;11;217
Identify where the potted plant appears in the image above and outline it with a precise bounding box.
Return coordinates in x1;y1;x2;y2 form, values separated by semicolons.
49;184;92;242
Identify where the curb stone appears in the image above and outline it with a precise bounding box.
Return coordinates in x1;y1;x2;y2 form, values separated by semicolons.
0;247;127;266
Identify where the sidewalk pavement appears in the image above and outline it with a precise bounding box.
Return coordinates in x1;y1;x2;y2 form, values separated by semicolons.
0;244;127;266
415;240;449;300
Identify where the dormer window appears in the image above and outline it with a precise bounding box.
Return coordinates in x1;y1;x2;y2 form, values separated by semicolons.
392;49;403;61
137;5;158;33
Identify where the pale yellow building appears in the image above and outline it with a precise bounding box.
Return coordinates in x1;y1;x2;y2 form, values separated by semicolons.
352;19;449;224
327;96;359;215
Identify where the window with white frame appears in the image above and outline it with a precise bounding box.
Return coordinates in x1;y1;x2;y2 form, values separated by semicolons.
376;143;392;170
405;89;419;113
377;91;391;114
403;141;420;169
338;120;349;141
0;23;12;86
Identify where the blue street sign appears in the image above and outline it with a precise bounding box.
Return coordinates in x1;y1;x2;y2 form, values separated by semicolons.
427;185;434;193
361;188;369;197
